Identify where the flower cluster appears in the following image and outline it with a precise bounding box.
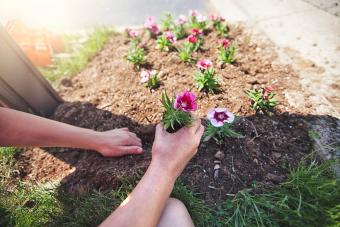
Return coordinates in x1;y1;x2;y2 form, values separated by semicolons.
194;59;220;93
218;38;236;64
204;108;241;143
156;31;177;51
188;10;207;30
140;70;160;90
245;86;278;113
162;90;197;132
210;14;228;36
145;16;160;36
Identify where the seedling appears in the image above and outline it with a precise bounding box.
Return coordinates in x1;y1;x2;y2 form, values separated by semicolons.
173;15;187;39
194;59;220;93
245;86;278;113
218;38;236;64
204;108;241;144
126;44;147;69
210;15;228;37
140;70;160;90
188;10;207;30
162;90;197;132
156;31;177;51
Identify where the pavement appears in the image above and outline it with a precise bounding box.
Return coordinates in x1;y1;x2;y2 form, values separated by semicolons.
210;0;340;168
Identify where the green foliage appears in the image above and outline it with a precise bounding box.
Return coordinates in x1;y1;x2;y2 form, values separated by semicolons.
189;16;207;30
218;45;236;64
203;120;242;144
245;88;278;113
194;68;220;93
161;91;194;131
172;24;187;39
213;21;228;37
161;13;174;31
156;35;173;52
145;73;160;90
216;160;339;227
126;44;147;69
40;27;115;84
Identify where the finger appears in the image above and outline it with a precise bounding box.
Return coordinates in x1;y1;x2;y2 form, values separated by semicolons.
125;136;142;147
119;146;144;155
120;127;129;131
128;132;142;143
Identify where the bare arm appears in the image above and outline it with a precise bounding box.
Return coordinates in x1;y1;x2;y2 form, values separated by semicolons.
0;107;143;156
100;120;204;227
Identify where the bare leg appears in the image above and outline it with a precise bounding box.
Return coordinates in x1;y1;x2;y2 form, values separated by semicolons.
157;198;195;227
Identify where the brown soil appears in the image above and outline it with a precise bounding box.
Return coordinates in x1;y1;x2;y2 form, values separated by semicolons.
16;24;317;205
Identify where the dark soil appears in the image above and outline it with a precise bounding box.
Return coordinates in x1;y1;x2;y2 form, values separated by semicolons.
16;24;317;205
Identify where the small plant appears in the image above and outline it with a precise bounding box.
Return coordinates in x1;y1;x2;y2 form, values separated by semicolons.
125;28;140;45
162;90;197;132
188;10;207;30
194;59;220;93
218;38;236;64
144;16;160;37
156;31;177;51
172;15;187;39
209;14;228;37
140;70;160;90
126;44;146;69
161;12;174;31
204;108;241;143
245;86;278;113
176;34;200;62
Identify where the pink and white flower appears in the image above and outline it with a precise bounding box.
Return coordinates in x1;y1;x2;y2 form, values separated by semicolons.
196;14;207;23
175;14;187;25
144;16;160;34
191;28;203;36
128;30;139;37
209;14;225;21
140;70;157;83
187;34;198;43
189;10;199;17
140;70;150;83
174;91;198;112
207;108;235;127
196;59;213;70
164;31;177;44
220;38;231;48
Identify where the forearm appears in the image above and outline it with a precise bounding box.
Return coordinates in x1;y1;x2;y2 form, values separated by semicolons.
100;160;177;227
0;107;98;149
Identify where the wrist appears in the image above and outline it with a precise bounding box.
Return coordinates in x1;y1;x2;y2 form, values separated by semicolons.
149;158;179;182
80;129;102;151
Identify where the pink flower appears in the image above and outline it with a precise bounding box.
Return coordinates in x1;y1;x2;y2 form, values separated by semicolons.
196;14;207;23
263;86;274;100
187;34;198;43
175;15;187;25
140;70;150;83
174;91;198;112
144;16;160;34
164;31;177;44
128;30;139;37
207;108;235;127
220;38;231;48
196;59;213;70
189;10;199;17
191;28;203;36
209;15;225;21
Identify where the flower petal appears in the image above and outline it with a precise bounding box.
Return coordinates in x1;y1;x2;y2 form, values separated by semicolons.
210;118;224;127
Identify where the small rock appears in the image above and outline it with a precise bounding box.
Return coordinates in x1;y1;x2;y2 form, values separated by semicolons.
214;151;225;160
266;173;285;183
272;152;282;159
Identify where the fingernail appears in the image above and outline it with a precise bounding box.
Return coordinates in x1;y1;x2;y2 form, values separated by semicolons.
137;148;143;153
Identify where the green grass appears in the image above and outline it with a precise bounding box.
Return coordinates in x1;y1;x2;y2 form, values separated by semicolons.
1;146;338;227
40;27;116;84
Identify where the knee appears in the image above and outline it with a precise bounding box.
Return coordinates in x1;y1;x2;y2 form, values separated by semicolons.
166;198;187;211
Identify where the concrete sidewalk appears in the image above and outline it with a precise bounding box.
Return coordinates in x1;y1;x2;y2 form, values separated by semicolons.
211;0;340;117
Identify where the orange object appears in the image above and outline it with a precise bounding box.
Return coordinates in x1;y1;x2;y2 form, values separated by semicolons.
5;20;64;67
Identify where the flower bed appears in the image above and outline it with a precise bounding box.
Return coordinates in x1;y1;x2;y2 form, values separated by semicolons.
15;11;315;205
